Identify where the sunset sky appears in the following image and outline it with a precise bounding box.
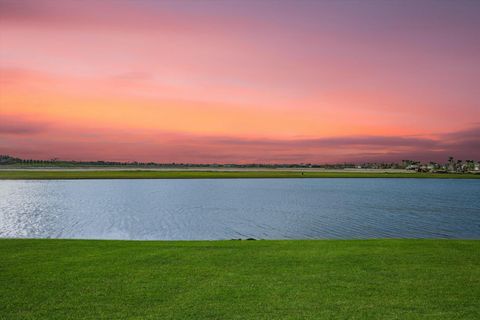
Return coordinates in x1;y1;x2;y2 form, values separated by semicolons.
1;0;479;163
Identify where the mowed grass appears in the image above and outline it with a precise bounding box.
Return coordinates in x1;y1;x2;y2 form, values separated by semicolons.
1;239;479;319
0;170;478;179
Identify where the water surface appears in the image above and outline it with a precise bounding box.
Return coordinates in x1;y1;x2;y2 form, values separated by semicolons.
1;179;479;240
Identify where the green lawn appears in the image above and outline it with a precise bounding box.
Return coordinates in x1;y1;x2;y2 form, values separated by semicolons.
0;170;478;179
1;239;479;319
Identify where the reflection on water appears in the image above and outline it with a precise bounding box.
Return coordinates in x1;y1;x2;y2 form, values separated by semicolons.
0;179;479;240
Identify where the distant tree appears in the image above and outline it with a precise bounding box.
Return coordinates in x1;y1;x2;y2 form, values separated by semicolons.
465;161;472;172
448;157;455;172
456;159;463;172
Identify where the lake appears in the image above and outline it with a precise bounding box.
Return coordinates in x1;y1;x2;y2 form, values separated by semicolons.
0;179;479;240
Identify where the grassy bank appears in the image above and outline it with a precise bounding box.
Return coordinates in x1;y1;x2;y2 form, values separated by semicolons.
0;170;479;179
1;239;479;319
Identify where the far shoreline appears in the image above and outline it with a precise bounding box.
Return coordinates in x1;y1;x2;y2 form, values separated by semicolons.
0;169;478;179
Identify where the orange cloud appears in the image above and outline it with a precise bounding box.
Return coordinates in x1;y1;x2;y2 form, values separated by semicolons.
1;1;479;162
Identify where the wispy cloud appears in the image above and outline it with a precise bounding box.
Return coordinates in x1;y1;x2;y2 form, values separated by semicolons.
0;114;50;135
1;114;478;163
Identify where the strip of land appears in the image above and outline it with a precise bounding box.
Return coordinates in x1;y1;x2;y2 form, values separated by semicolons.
1;239;478;319
0;170;478;179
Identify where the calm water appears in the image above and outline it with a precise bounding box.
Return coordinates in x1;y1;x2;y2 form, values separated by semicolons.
0;179;479;240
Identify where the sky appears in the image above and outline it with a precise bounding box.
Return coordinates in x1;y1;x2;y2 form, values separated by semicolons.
1;0;479;163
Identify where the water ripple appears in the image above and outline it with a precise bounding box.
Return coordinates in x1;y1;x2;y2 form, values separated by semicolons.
0;179;479;240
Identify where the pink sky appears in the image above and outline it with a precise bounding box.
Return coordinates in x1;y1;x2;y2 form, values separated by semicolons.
1;0;479;163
